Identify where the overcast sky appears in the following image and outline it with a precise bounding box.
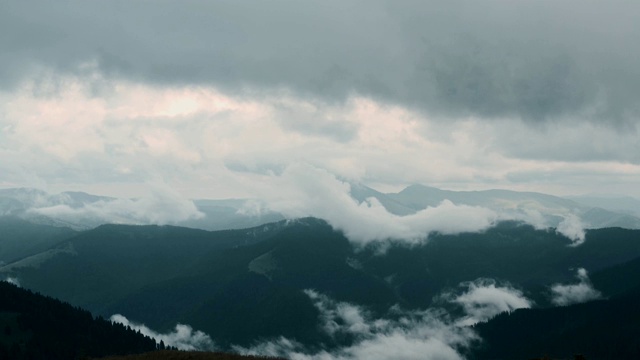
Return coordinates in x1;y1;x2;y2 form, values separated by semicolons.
1;0;639;199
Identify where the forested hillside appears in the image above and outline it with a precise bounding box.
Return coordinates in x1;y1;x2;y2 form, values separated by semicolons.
472;289;640;359
0;281;159;359
3;218;640;356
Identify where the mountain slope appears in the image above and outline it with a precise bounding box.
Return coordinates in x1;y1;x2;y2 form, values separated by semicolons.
0;216;76;265
0;281;158;359
472;290;640;359
471;251;640;359
589;255;640;298
0;222;289;314
36;220;637;348
4;218;640;351
566;195;640;217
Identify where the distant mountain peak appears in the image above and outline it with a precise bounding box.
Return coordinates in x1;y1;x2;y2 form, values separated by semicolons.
398;183;443;193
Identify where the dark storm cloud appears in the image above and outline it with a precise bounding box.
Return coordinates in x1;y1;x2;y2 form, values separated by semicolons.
2;0;639;125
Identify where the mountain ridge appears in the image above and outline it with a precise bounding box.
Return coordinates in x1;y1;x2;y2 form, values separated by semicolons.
3;185;640;232
3;217;640;351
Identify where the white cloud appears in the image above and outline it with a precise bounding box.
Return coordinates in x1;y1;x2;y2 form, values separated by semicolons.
550;268;602;306
235;337;309;360
332;333;468;360
236;281;532;360
448;279;532;326
556;214;586;246
26;184;203;227
245;163;500;246
235;292;477;360
242;163;594;247
304;290;380;338
1;71;640;203
110;314;215;351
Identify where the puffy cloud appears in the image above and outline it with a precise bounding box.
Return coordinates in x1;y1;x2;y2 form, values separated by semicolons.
25;184;203;228
235;290;480;360
243;163;594;247
244;163;500;246
110;314;215;351
332;333;468;360
237;280;534;360
305;290;380;338
446;279;532;326
556;214;586;246
1;70;640;202
550;268;602;306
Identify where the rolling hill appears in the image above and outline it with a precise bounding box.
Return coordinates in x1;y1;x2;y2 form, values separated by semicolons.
3;218;640;351
2;185;640;233
0;216;76;265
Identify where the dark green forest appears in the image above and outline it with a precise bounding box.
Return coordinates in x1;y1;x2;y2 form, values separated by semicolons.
472;289;640;359
2;216;640;357
0;281;161;359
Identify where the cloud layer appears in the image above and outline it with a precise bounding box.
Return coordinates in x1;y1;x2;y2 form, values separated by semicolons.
448;279;532;326
236;280;531;360
245;163;588;246
245;163;499;246
556;214;586;246
550;268;602;306
0;186;203;229
110;314;215;351
2;1;640;127
28;185;203;227
1;1;639;217
235;292;476;360
1;70;639;202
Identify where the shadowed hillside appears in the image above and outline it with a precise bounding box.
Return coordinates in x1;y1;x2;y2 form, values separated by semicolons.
4;219;640;350
0;281;158;360
472;286;640;359
0;216;76;264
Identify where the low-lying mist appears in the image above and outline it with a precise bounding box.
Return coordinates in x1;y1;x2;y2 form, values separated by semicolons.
234;279;531;360
242;163;587;247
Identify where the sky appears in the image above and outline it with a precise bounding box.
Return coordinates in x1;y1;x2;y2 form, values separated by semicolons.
1;0;639;200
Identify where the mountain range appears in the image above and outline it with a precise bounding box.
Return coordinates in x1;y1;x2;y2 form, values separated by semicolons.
1;184;640;358
2;185;640;233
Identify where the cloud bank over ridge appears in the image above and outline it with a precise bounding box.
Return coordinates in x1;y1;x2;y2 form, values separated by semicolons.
244;163;588;246
0;185;203;229
28;185;203;227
